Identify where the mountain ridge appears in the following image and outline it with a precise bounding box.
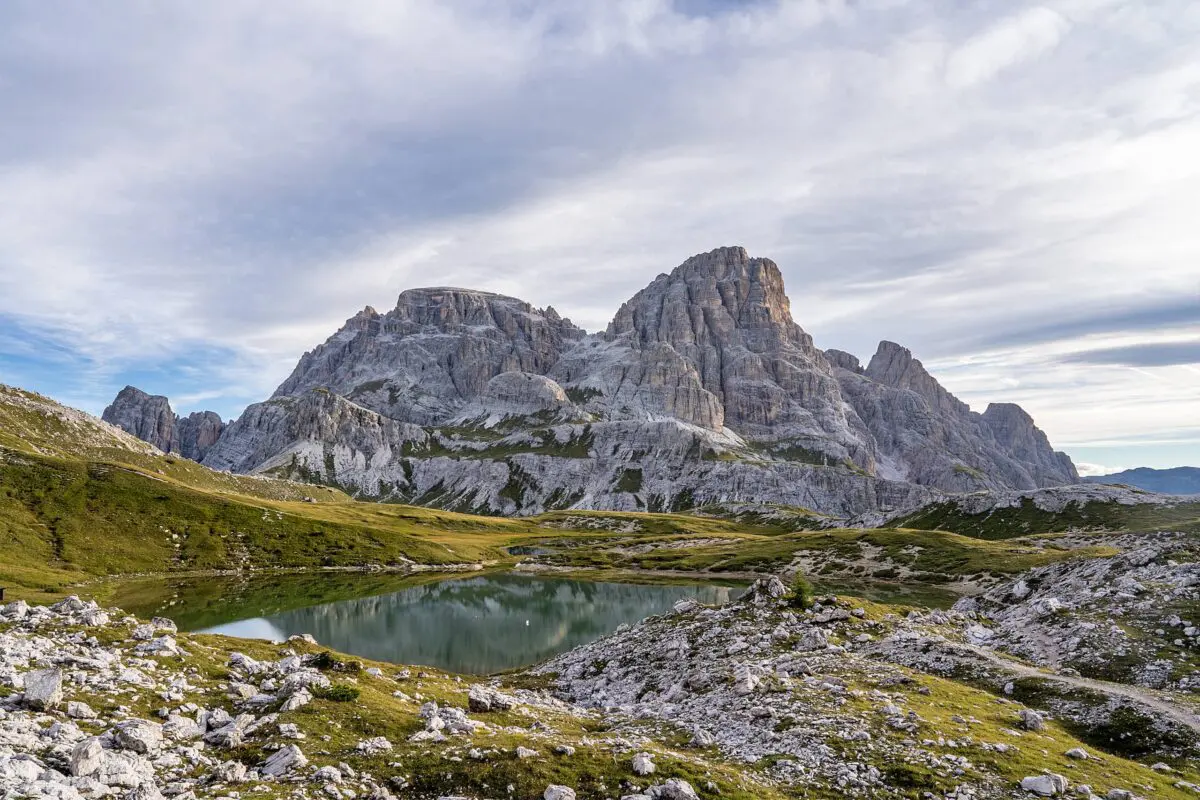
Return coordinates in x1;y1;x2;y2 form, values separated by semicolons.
103;246;1078;515
1084;466;1200;495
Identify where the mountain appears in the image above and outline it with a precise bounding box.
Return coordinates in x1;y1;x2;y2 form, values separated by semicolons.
1083;466;1200;495
106;246;1077;516
102;386;225;462
828;343;1078;491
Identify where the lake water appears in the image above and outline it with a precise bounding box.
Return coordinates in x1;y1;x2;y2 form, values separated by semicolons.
110;571;737;674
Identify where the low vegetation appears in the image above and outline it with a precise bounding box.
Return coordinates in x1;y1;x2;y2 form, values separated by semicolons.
897;496;1200;539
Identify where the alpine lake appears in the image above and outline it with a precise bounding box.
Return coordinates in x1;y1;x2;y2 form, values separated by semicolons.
104;569;957;675
106;571;739;674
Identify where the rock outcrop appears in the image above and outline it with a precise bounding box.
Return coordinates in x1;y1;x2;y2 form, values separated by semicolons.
111;246;1078;516
830;342;1078;490
102;387;180;455
102;386;225;462
554;247;875;467
272;291;586;426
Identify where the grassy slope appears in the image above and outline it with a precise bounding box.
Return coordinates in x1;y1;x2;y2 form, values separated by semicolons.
0;383;1165;608
896;496;1200;539
526;527;1115;578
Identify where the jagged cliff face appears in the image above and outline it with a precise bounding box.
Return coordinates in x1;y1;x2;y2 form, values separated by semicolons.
112;246;1078;516
553;247;875;468
102;387;178;454
272;289;586;425
101;387;226;462
829;342;1079;490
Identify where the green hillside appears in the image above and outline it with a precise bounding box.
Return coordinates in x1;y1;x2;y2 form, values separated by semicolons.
895;496;1200;539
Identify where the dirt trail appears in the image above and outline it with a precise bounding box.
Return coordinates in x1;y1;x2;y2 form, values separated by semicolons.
966;644;1200;736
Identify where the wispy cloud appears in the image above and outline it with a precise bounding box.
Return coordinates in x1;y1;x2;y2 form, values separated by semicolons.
1063;341;1200;367
0;0;1198;466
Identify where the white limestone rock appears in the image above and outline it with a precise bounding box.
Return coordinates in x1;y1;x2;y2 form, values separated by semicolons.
23;668;63;710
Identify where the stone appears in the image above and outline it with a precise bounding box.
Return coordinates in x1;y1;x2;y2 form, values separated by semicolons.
1065;748;1088;760
114;719;164;754
262;745;307;777
356;736;393;755
632;752;656;776
1019;709;1046;731
516;746;539;759
126;784;165;800
71;742;154;788
67;701;98;719
214;760;248;783
545;785;576;800
652;779;700;800
1021;774;1068;796
313;766;343;784
204;714;255;748
162;715;204;741
70;738;104;778
23;667;63;710
467;685;515;712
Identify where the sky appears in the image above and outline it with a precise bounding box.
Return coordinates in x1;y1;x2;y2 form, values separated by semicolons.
1;0;1198;476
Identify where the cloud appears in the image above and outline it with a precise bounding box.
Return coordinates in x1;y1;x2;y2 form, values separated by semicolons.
1062;341;1200;367
1074;461;1127;477
945;6;1071;88
0;0;1198;468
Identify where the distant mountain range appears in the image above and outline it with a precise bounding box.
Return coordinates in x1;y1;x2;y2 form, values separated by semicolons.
1083;466;1200;495
103;246;1079;517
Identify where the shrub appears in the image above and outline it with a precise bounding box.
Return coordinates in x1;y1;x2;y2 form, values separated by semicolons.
790;575;815;609
309;651;361;673
309;651;337;670
316;683;360;702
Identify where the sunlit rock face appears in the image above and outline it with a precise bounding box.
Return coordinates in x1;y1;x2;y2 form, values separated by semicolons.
113;246;1077;516
270;290;587;426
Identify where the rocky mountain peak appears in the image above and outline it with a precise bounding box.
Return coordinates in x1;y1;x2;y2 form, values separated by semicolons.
102;386;178;454
824;349;863;374
982;402;1079;483
608;246;803;352
101;386;224;462
581;246;871;463
865;341;969;417
269;286;586;426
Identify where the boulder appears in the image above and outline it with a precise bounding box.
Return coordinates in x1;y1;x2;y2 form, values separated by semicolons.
1020;774;1067;796
114;719;163;754
23;668;63;710
632;752;656;776
261;745;307;777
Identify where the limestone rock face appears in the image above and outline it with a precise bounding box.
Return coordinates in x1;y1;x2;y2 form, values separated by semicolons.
110;245;1079;516
102;387;179;454
453;372;584;425
271;292;586;425
177;411;226;462
831;342;1078;490
202;390;426;476
576;247;874;468
102;386;224;462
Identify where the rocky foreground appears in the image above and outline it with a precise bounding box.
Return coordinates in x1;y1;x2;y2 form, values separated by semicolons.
3;537;1199;800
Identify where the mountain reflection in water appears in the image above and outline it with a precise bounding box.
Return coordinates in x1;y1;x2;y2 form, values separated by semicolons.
194;573;734;674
